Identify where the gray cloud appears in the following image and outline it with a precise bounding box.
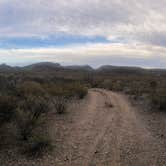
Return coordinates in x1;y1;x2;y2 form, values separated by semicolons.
1;0;165;42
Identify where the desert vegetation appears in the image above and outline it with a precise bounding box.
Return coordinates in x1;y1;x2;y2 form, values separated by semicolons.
96;74;166;112
0;70;88;157
0;63;166;163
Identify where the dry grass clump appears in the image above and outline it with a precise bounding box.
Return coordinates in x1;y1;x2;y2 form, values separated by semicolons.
105;102;113;108
52;97;67;114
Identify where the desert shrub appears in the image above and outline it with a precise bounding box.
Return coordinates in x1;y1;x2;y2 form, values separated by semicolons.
150;91;166;111
17;81;46;98
66;83;88;99
16;96;49;141
52;97;67;114
150;80;158;90
0;95;17;126
149;80;158;96
105;101;113;108
44;84;69;98
16;108;37;141
44;82;88;99
24;135;52;157
69;83;88;99
112;81;124;91
126;82;143;98
0;95;17;148
0;76;13;94
101;79;113;90
159;95;166;111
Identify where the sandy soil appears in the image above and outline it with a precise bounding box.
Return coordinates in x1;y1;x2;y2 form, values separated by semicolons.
1;89;166;166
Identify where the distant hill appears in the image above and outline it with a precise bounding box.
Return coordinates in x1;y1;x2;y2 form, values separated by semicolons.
96;65;146;75
0;64;13;71
97;65;143;71
22;62;93;72
23;62;62;71
96;65;166;76
65;65;93;71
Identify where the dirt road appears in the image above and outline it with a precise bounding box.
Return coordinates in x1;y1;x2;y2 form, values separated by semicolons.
3;89;166;166
48;89;166;166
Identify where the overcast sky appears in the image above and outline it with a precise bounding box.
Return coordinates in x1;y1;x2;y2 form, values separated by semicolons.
0;0;166;68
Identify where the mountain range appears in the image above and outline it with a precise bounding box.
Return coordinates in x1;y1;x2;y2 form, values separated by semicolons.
0;62;165;76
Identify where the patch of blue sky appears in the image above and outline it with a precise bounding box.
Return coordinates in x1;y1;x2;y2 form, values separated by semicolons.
0;34;111;49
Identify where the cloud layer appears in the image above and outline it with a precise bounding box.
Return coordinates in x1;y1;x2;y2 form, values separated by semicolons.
0;0;166;67
0;43;165;68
